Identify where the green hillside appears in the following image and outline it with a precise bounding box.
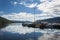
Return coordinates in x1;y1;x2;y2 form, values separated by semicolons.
0;17;11;28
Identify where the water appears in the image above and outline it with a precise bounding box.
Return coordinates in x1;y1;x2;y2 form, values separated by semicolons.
0;23;60;40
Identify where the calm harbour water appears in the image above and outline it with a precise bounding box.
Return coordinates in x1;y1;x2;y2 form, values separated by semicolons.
0;23;60;40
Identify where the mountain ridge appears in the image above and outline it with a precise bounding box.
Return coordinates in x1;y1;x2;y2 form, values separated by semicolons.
35;17;60;24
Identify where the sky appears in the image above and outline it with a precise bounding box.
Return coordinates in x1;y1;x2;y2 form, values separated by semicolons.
0;0;60;21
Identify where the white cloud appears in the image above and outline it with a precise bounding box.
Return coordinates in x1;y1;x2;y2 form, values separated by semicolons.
38;0;60;12
2;12;54;22
11;0;35;8
2;12;34;22
52;5;60;17
25;3;37;8
14;2;18;5
19;2;37;8
37;0;60;17
19;1;25;5
11;1;18;5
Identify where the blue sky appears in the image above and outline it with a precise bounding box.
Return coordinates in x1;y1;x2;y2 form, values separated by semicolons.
0;0;60;21
0;0;41;14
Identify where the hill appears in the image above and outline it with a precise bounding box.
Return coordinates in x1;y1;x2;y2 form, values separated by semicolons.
35;17;60;24
0;17;11;28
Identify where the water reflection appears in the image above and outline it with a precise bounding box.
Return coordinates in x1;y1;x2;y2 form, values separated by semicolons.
0;23;60;40
0;23;43;40
0;30;43;40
